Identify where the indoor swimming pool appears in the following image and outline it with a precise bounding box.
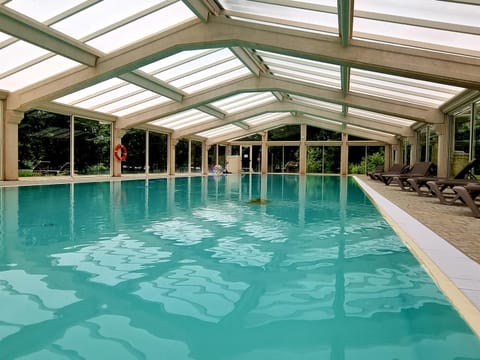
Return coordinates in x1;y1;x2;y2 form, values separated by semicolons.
0;174;479;359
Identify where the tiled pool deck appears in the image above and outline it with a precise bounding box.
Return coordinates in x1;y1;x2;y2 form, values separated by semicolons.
355;176;480;335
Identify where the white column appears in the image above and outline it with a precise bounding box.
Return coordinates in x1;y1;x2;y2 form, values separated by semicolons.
340;132;348;176
169;136;177;176
202;143;209;175
299;124;307;175
112;127;126;177
4;110;24;181
261;132;268;174
407;136;417;165
433;123;448;177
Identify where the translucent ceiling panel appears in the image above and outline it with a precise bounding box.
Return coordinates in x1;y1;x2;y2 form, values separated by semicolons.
96;92;163;114
350;69;464;107
73;84;148;109
218;0;338;35
354;0;480;57
114;97;172;117
289;95;343;112
256;50;341;89
211;92;278;114
0;55;78;91
347;124;395;137
52;0;178;40
85;2;196;53
348;107;415;127
150;109;215;130
197;124;240;138
149;48;250;95
6;0;86;22
0;41;49;76
244;112;291;127
55;78;125;105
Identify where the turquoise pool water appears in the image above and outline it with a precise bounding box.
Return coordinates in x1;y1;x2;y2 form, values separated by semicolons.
0;174;479;359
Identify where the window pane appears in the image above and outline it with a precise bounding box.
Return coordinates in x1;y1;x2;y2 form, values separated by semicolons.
267;125;300;141
121;129;146;174
190;140;202;173
74;117;111;175
148;132;168;174
451;108;471;175
18;110;70;177
175;139;189;173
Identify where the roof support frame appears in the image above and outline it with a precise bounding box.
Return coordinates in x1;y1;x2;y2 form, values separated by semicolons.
174;100;412;138
0;5;98;66
118;75;441;129
207;114;398;145
9;16;479;114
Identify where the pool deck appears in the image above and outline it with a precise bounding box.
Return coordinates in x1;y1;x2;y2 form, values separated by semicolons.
355;175;480;335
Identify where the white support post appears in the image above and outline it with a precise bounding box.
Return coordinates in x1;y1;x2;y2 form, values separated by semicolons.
4;110;24;181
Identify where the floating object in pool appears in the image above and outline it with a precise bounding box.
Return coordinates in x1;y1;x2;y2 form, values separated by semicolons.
212;164;224;175
248;198;270;205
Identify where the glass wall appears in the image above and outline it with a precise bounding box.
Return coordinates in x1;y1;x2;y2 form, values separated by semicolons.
121;129;146;174
306;146;341;174
348;146;385;174
148;132;168;174
252;145;262;172
175;139;189;173
307;126;342;141
190;140;202;173
473;101;480;175
451;107;472;175
268;125;300;141
268;146;299;173
18;110;70;176
74;117;111;175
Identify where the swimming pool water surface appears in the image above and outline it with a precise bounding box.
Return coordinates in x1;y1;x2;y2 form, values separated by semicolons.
0;174;479;359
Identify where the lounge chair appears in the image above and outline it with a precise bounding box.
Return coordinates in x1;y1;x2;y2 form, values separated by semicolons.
371;163;408;181
453;183;480;218
407;158;480;196
380;162;433;186
367;165;384;180
427;178;479;205
32;161;70;176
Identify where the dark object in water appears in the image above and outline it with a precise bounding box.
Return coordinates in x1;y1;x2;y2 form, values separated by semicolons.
248;198;270;205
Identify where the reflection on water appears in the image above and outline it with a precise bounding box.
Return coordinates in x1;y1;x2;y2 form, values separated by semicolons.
0;175;479;359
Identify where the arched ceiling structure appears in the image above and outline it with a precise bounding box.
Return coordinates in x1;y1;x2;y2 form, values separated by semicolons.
1;0;480;145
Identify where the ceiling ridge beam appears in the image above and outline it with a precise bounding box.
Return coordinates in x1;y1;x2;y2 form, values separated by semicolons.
338;0;353;47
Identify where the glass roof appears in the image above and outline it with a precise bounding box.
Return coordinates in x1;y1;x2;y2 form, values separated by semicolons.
1;0;477;144
353;0;480;57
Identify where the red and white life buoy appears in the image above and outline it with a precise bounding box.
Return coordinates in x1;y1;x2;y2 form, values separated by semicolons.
114;144;127;161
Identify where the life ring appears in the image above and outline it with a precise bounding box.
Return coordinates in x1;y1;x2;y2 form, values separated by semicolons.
114;144;127;161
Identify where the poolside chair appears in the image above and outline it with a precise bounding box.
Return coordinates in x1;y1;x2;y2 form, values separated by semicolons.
427;178;479;205
452;183;480;218
371;163;408;181
367;165;384;180
32;161;70;176
407;158;480;196
380;162;433;186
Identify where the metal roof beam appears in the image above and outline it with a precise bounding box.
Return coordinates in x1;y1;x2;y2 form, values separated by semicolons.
118;71;183;102
337;0;353;47
0;6;98;66
174;100;412;139
9;17;475;113
118;75;439;129
207;114;397;145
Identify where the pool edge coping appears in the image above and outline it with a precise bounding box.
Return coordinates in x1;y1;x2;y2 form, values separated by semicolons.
354;176;480;337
